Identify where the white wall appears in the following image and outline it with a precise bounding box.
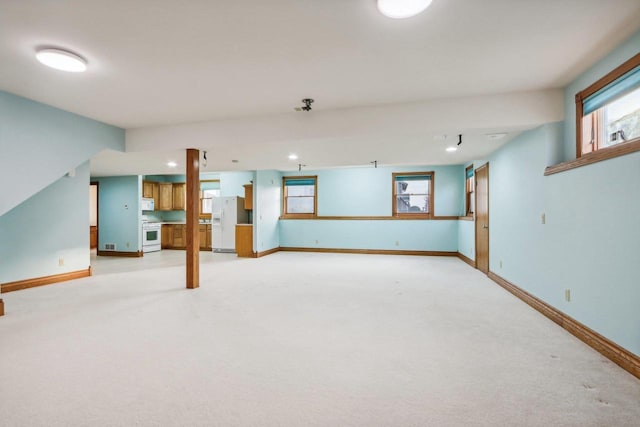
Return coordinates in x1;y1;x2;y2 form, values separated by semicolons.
255;170;282;253
0;162;91;284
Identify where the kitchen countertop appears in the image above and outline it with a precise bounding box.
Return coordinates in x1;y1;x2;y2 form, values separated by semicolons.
151;221;213;225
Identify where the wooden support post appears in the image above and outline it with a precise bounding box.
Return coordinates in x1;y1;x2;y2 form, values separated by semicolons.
186;149;200;289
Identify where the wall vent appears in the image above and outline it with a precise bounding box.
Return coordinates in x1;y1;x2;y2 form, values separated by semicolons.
104;243;116;251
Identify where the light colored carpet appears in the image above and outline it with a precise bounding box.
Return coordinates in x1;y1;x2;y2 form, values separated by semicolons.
0;251;639;426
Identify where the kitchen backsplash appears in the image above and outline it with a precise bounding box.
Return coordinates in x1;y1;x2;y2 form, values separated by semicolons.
143;210;186;222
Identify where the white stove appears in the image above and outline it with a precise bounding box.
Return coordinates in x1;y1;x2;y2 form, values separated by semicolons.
142;220;161;253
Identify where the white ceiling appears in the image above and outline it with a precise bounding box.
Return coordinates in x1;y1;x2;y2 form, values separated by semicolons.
2;0;640;175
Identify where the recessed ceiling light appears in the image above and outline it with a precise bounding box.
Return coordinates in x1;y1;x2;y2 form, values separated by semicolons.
167;161;177;168
36;48;87;72
288;154;298;160
377;0;433;19
486;133;508;140
446;147;458;152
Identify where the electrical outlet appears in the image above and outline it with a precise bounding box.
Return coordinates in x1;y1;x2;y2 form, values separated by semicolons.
58;258;64;267
499;260;503;268
315;239;319;244
126;242;130;248
541;213;546;224
395;241;400;246
565;289;571;302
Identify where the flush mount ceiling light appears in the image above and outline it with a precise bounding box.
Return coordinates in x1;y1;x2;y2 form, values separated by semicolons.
35;48;87;72
167;161;177;168
377;0;433;19
288;154;298;160
446;146;458;152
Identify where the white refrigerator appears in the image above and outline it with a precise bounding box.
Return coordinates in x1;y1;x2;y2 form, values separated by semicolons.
211;196;249;252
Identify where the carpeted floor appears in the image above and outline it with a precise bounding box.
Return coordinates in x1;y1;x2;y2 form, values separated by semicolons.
1;251;639;426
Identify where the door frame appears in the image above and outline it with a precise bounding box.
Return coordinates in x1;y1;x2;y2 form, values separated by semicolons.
90;181;99;251
474;163;489;274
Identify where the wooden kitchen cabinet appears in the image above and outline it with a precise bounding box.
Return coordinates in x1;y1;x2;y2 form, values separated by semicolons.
173;224;186;248
243;184;253;210
143;181;161;210
152;183;160;210
199;224;213;250
172;183;186;210
199;224;207;250
235;225;254;257
161;225;173;249
90;226;98;249
142;181;154;198
158;183;173;210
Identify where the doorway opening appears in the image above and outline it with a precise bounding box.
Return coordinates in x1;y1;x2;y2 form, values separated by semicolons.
90;182;99;255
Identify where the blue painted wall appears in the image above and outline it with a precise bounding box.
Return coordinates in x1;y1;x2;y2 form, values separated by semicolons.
91;176;142;253
280;219;459;251
0;90;125;216
480;29;640;356
282;165;464;216
562;30;640;162
220;171;255;197
279;165;463;251
255;170;282;252
457;220;474;261
0;162;91;284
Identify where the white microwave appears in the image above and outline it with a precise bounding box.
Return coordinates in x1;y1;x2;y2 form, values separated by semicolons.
141;198;155;211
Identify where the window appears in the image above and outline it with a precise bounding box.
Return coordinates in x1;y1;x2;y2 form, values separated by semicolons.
465;165;474;216
576;53;640;157
200;189;220;215
392;172;433;218
282;176;317;218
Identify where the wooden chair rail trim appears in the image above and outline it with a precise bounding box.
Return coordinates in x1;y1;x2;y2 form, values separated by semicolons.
279;215;460;221
545;138;640;176
488;271;640;379
1;267;92;294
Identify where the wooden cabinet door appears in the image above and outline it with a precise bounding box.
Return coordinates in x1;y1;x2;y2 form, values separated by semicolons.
159;183;173;211
173;225;186;248
90;226;98;249
199;224;207;250
173;183;186;210
161;225;172;249
243;184;253;210
235;225;253;257
142;181;154;198
206;225;212;249
152;183;160;210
